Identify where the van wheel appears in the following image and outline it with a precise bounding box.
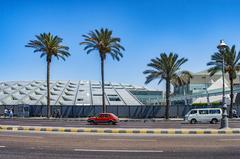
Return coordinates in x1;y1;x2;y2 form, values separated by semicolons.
211;118;218;124
190;119;197;124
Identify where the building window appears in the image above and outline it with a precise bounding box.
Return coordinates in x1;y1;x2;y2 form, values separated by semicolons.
92;87;101;89
92;84;100;86
107;94;118;97
93;94;102;96
109;97;121;101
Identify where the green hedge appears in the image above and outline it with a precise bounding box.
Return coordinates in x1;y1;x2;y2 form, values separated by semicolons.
192;102;221;106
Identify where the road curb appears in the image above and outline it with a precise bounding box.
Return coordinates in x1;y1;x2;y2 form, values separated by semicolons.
1;125;240;135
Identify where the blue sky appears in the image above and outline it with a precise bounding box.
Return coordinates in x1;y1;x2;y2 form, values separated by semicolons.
1;0;240;90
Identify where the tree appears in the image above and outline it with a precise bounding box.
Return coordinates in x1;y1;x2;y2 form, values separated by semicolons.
207;45;240;118
143;53;192;119
26;33;70;118
80;28;125;113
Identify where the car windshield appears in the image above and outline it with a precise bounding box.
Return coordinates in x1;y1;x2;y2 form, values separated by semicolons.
110;114;117;118
190;110;197;114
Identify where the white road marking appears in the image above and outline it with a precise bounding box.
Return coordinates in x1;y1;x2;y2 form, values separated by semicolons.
73;149;163;153
218;139;240;141
0;146;6;148
0;134;44;139
99;138;157;142
28;124;44;126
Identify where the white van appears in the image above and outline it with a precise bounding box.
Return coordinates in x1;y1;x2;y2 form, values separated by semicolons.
184;108;222;124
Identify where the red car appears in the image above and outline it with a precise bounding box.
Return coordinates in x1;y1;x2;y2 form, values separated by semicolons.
87;113;119;125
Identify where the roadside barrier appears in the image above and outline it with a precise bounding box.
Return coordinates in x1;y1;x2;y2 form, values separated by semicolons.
0;125;240;135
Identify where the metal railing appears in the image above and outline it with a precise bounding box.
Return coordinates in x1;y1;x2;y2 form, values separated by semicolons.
1;104;239;118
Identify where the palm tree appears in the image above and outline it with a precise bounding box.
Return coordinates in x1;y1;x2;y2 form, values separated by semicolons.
26;32;70;118
143;53;192;119
80;28;125;113
207;45;240;118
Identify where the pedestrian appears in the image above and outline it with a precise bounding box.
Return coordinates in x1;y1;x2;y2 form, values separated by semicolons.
56;109;61;118
9;109;13;118
4;108;8;118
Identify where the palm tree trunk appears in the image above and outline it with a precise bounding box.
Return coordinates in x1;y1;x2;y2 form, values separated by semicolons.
101;57;106;113
47;60;51;118
165;80;170;120
229;74;234;118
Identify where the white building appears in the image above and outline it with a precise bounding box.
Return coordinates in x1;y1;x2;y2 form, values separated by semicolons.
173;70;240;105
0;80;163;106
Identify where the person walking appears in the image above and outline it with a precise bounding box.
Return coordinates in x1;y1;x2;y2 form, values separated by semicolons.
9;109;13;118
4;108;8;118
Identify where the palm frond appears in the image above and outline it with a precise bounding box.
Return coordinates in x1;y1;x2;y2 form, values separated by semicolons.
144;53;189;86
80;28;125;61
207;45;240;78
26;32;70;62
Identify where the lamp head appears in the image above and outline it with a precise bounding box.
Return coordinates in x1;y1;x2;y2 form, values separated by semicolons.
217;40;228;50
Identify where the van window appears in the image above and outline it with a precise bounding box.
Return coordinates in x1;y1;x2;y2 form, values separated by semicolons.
209;109;221;114
190;110;197;114
199;110;208;114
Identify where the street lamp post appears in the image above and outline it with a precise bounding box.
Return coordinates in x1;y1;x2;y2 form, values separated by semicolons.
217;40;229;129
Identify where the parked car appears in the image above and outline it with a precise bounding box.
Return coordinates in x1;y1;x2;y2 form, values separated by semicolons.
184;108;222;124
87;113;119;125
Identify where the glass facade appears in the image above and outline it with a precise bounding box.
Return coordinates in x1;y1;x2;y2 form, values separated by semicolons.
130;90;163;105
174;83;211;96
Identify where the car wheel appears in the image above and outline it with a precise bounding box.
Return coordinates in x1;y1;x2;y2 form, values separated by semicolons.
108;121;115;125
89;120;96;125
211;118;218;124
190;119;197;124
88;120;93;124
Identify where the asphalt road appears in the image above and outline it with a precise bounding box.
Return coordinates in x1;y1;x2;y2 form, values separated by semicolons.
0;132;240;159
1;118;240;129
